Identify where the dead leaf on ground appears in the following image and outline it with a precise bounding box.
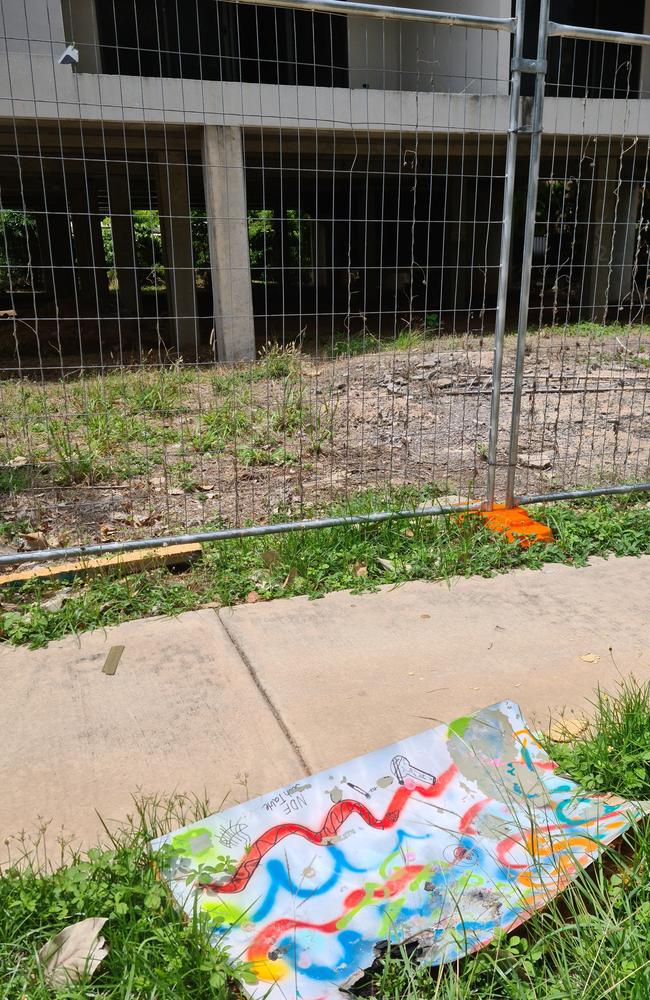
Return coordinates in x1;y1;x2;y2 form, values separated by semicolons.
6;455;28;468
354;562;367;577
579;653;600;664
41;588;72;613
246;590;261;603
201;600;222;609
37;917;108;989
282;568;297;588
261;549;280;569
377;557;395;572
20;531;48;550
99;523;114;540
403;528;414;538
547;718;589;743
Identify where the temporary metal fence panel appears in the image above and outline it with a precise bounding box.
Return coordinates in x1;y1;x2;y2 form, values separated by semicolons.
0;0;649;566
503;12;650;506
0;0;515;562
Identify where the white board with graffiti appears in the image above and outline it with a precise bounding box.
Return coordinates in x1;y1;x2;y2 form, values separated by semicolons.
152;700;641;999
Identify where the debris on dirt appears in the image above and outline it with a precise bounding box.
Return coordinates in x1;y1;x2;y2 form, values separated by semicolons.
519;451;555;470
245;590;261;603
40;588;72;613
580;653;601;664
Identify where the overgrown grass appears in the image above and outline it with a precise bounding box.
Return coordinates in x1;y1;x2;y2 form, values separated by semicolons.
2;491;650;649
0;795;245;1000
547;677;650;800
325;327;435;358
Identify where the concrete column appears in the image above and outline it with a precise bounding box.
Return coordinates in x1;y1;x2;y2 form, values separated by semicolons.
586;156;641;322
157;151;198;355
35;214;53;297
442;169;471;331
70;182;109;306
45;209;76;301
202;125;255;363
106;166;138;315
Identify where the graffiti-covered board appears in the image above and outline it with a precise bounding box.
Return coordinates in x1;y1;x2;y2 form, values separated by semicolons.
152;701;641;999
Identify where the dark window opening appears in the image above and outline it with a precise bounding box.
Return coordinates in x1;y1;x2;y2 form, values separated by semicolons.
97;0;348;87
517;0;645;98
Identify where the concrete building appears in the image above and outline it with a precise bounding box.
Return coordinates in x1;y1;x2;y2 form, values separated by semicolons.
1;0;649;361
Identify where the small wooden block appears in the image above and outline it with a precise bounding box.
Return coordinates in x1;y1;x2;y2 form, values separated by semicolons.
0;543;202;588
102;645;125;676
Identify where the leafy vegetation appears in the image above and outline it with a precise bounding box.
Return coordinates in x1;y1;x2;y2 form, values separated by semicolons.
2;492;650;649
0;795;248;999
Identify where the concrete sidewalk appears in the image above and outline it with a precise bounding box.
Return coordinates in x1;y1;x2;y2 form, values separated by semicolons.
2;554;649;854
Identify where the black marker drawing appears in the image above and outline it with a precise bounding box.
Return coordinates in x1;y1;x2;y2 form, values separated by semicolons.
390;755;436;787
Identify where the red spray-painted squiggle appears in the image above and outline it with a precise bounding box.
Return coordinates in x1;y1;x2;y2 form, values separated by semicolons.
203;763;458;895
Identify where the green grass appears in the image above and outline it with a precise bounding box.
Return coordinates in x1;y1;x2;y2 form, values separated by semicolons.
0;795;247;1000
2;491;650;650
3;684;650;998
546;677;650;800
325;327;435;358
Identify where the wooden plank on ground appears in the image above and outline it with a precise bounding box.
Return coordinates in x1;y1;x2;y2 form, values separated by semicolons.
102;645;125;676
0;543;202;587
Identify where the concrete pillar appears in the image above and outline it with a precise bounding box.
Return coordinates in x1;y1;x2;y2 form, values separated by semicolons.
106;166;138;315
586;156;641;322
35;214;53;297
43;210;76;301
202;125;256;363
70;182;109;307
157;151;199;355
61;0;102;74
442;169;471;331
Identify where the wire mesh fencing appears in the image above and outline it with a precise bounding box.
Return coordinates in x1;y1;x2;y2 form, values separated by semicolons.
505;17;650;504
0;0;649;564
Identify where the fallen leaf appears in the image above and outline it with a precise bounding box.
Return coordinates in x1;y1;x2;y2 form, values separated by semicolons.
420;613;431;620
547;718;589;743
20;531;48;550
403;528;414;538
37;917;108;989
41;588;72;613
169;487;185;496
246;590;261;603
377;557;395;572
201;600;222;609
261;549;280;568
579;653;600;664
282;568;297;588
354;562;367;577
99;523;114;540
6;455;28;468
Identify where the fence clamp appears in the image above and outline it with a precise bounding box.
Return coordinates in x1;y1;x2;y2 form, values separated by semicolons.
511;57;548;74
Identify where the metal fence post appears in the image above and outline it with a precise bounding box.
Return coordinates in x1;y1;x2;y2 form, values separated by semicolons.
504;0;551;507
485;0;525;510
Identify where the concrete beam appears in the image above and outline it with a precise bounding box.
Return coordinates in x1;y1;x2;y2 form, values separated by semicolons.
202;125;256;363
157;151;199;356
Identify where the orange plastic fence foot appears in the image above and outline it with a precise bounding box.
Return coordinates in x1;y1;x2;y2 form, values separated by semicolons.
468;504;554;548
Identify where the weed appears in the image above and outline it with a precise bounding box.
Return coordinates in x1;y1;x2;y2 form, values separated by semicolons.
0;795;249;999
546;677;650;799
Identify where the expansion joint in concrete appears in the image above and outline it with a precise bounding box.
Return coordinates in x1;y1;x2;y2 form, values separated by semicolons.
217;611;310;773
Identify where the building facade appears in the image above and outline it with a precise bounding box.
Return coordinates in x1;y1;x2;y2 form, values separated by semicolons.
1;0;650;361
